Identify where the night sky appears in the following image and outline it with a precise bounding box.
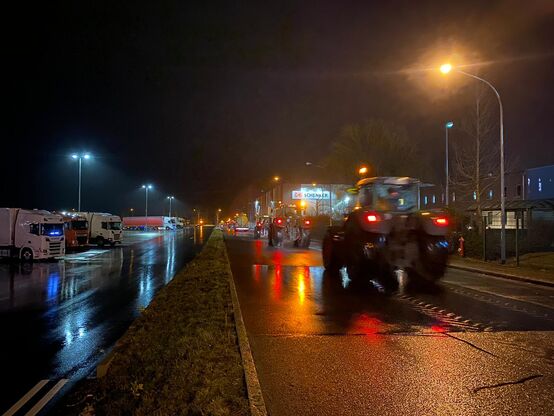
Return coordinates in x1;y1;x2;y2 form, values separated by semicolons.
4;0;554;218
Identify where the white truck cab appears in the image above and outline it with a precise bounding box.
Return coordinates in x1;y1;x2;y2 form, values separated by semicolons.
0;208;65;261
81;212;123;246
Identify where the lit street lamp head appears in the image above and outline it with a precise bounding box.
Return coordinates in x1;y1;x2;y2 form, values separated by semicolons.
273;176;280;182
71;154;78;160
440;63;453;74
446;121;454;128
142;184;153;189
83;153;91;160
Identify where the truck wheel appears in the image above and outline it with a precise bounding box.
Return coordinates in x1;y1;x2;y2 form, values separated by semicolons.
322;234;341;271
20;248;33;262
97;237;105;247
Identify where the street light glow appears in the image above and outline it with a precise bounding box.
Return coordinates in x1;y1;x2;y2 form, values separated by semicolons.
71;154;78;159
358;166;368;175
446;121;454;128
142;184;153;189
83;153;91;159
273;176;280;182
440;63;453;74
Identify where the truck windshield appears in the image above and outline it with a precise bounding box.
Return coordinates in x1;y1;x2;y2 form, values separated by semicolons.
107;222;122;230
41;223;64;236
71;220;88;230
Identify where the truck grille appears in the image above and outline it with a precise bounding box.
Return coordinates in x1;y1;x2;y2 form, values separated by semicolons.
49;242;63;255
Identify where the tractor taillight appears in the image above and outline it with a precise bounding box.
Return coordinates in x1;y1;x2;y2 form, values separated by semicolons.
276;218;283;225
365;213;381;223
304;219;311;226
432;217;449;226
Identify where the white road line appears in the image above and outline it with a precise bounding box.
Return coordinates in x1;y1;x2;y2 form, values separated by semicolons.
2;380;49;416
24;379;67;416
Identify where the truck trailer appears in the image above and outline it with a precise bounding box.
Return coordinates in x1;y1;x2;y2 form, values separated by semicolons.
123;216;176;230
0;208;65;261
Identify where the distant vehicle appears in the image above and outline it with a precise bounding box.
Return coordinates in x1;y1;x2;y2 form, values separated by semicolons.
80;212;123;246
175;217;185;229
60;213;89;249
322;177;450;284
234;213;250;232
0;208;65;261
123;216;176;231
268;206;311;248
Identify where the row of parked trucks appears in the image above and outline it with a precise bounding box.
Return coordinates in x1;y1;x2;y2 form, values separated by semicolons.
0;209;123;261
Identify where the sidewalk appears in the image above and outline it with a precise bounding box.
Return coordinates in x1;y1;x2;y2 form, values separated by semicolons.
448;255;554;287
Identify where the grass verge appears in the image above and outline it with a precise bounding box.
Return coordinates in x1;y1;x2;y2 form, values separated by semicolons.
56;229;248;416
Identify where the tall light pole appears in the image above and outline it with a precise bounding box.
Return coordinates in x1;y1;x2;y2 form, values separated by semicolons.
71;152;91;212
216;208;222;224
440;63;506;263
193;208;200;225
306;162;333;225
445;121;454;206
142;184;153;231
167;196;175;217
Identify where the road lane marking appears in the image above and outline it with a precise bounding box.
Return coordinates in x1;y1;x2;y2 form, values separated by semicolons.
3;380;49;416
24;379;67;416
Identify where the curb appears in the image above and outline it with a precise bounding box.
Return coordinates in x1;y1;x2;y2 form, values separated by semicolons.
448;264;554;288
223;241;268;416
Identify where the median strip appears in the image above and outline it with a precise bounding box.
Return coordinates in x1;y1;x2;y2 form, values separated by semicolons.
54;229;248;415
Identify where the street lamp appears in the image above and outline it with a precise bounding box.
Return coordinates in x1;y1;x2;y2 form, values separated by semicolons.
70;152;92;212
141;184;153;231
216;208;222;224
167;196;175;217
193;208;200;225
441;63;506;263
445;121;454;206
305;161;333;225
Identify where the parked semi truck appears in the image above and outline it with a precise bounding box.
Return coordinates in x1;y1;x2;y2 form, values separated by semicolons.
79;212;123;246
0;208;65;261
122;216;176;230
61;213;89;249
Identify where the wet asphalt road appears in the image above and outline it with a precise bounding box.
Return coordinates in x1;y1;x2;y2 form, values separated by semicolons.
225;235;554;415
0;228;209;415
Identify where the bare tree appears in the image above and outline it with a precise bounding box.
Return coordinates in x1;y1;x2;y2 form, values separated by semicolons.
324;119;428;182
451;83;499;221
451;82;518;231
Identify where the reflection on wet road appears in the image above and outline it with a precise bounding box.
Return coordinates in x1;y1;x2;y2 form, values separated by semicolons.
226;235;554;415
0;228;208;414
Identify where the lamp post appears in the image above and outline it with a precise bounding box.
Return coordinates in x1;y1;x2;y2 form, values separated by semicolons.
305;162;333;225
142;184;153;231
167;196;175;217
440;63;506;263
445;121;454;206
71;152;91;212
193;208;200;225
216;208;222;224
